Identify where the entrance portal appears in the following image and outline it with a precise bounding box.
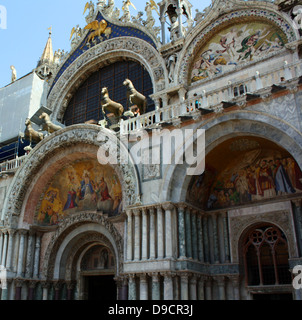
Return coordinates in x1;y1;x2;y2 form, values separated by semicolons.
86;275;116;300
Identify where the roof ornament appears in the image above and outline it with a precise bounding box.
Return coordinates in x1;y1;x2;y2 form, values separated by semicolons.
10;65;17;83
84;1;96;24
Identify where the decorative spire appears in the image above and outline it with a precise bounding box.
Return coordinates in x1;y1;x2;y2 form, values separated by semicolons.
36;28;55;79
38;27;54;66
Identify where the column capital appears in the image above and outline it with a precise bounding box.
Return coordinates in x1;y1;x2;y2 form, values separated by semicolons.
53;280;63;290
126;209;133;217
41;281;51;289
133;209;141;216
149;207;155;214
128;274;136;281
213;275;225;286
160;271;176;279
18;229;28;236
138;273;148;282
149;272;160;281
162;202;174;211
15;278;25;287
66;280;77;290
177;202;187;210
27;280;38;289
228;274;240;285
292;199;302;208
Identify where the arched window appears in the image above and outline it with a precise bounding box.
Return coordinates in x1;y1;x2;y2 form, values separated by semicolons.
243;225;291;286
63;60;154;126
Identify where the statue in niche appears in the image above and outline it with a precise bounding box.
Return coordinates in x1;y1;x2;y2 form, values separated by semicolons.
169;16;180;41
166;53;177;83
123;79;147;115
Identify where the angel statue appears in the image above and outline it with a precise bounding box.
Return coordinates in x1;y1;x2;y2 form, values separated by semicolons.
84;1;95;24
120;0;136;22
70;25;83;49
102;0;115;17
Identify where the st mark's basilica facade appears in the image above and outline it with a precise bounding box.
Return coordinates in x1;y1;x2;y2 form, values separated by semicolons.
0;0;302;300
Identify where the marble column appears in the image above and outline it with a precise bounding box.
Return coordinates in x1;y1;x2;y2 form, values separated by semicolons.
42;281;49;301
6;229;16;270
163;203;174;258
25;230;35;278
1;230;8;267
197;214;204;262
33;233;42;279
54;281;62;300
221;212;230;263
0;231;3;264
203;215;210;263
180;273;189;300
139;274;148;300
229;275;240;300
149;208;156;260
162;272;174;300
142;208;148;260
197;275;205;300
66;281;76;300
15;279;24;300
191;211;198;260
1;279;11;300
27;281;36;300
133;210;141;261
128;275;137;300
17;230;27;277
126;210;133;261
292;199;302;256
185;208;192;258
157;206;165;259
189;275;197;300
177;204;186;259
212;214;220;264
150;273;160;300
215;276;226;300
205;277;212;300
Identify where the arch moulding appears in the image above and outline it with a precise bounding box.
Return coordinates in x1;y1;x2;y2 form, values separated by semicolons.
47;37;167;123
1;125;140;228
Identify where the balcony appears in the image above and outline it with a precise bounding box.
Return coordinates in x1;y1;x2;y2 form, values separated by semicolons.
0;156;27;175
120;59;302;135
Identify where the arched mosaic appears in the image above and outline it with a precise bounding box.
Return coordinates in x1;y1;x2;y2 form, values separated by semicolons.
35;159;123;226
190;20;287;83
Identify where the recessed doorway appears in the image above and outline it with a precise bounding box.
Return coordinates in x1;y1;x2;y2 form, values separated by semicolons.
86;275;117;301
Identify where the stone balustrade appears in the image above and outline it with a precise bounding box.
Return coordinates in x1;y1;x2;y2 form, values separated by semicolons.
0;155;27;174
121;59;302;134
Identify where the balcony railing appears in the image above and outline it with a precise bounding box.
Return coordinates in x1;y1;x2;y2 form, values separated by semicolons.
0;155;27;174
121;60;302;135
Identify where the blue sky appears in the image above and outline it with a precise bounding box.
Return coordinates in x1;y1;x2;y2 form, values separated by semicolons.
0;0;211;88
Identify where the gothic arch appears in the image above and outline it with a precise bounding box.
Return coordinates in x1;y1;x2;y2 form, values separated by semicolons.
47;37;167;123
1;125;140;228
160;111;302;204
